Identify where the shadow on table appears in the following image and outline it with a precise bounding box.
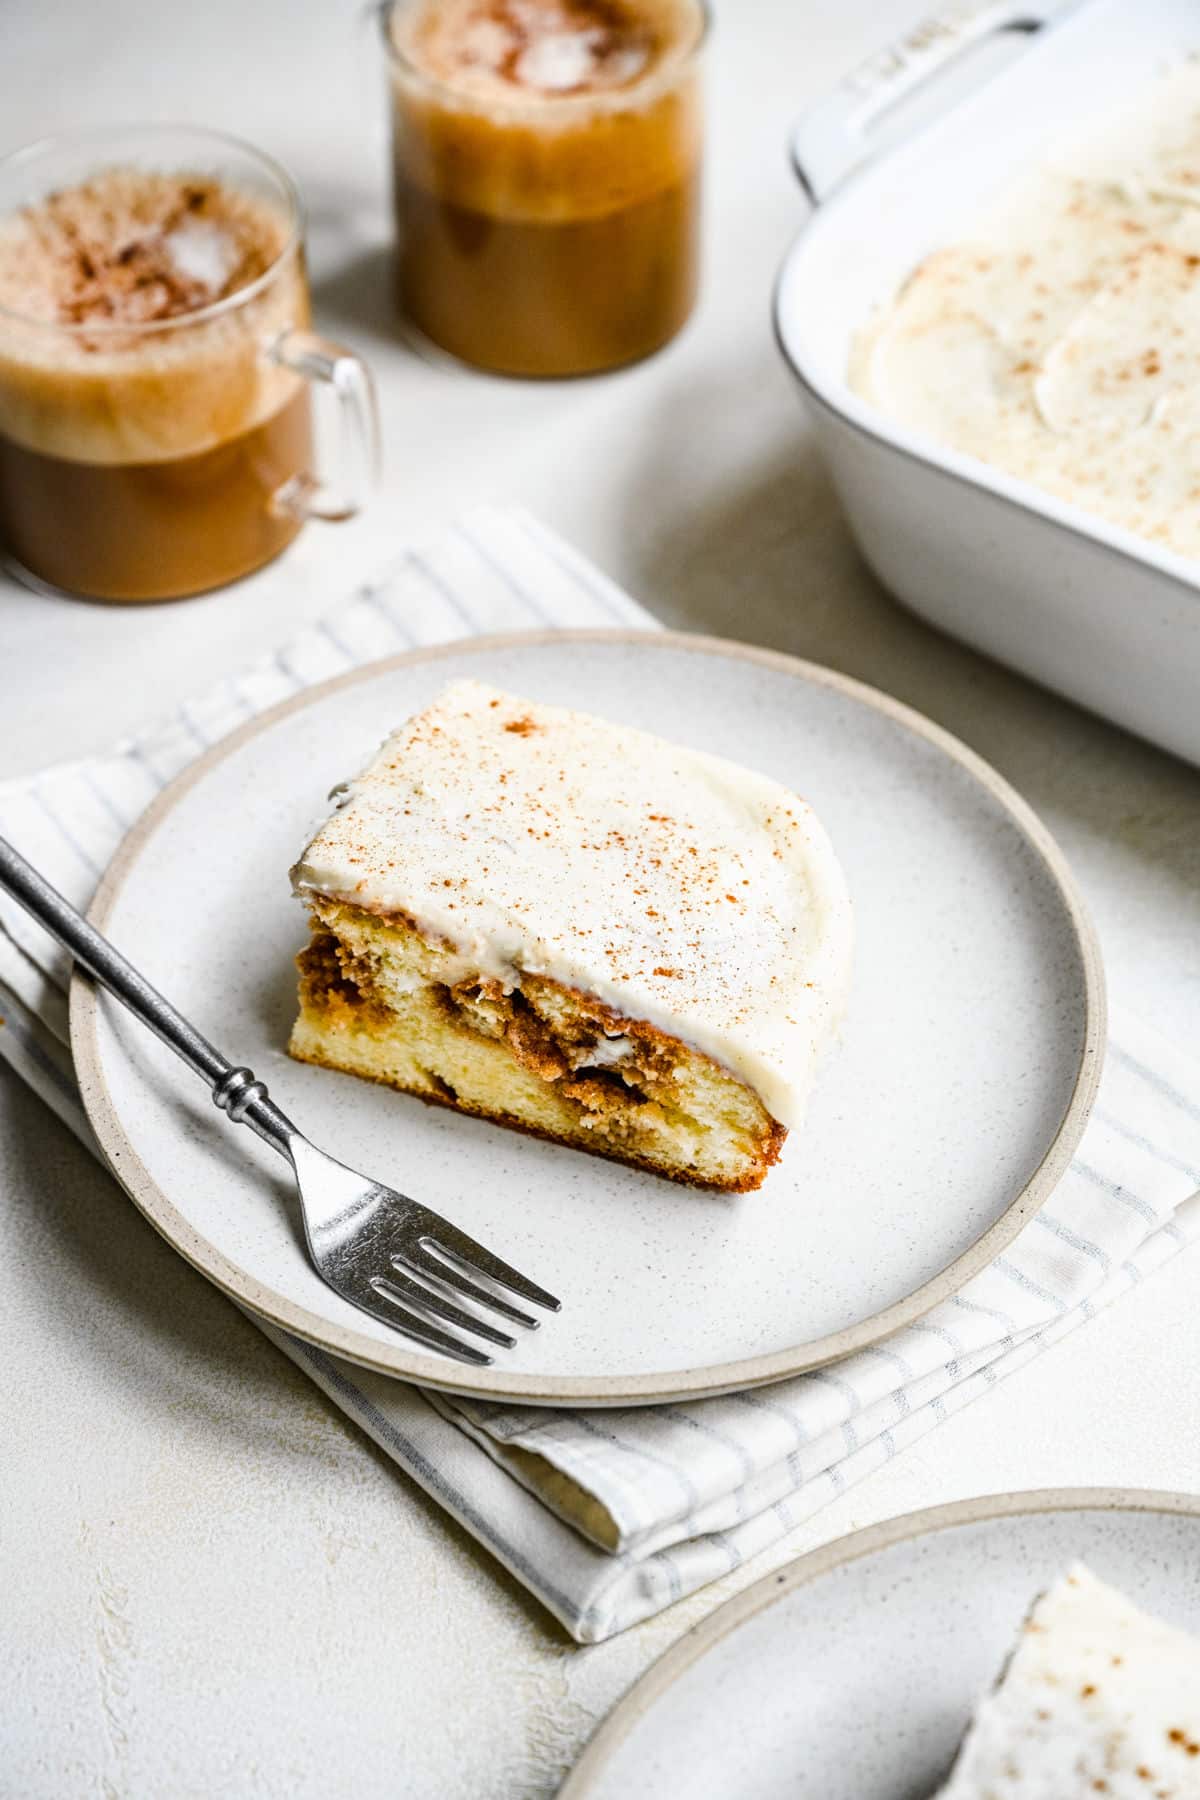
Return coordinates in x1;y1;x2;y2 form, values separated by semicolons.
310;243;404;357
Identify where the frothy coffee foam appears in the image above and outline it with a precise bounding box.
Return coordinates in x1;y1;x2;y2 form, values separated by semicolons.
395;0;698;104
391;0;702;233
0;168;306;464
0;168;288;330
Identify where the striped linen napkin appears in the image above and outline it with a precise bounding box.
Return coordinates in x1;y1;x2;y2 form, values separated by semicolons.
3;505;1200;1645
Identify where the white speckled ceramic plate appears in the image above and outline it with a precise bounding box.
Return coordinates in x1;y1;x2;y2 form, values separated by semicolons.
562;1490;1200;1799
72;632;1104;1404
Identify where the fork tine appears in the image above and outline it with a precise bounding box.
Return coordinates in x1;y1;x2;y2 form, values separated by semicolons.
397;1248;539;1329
364;1285;494;1366
418;1225;561;1312
373;1271;517;1349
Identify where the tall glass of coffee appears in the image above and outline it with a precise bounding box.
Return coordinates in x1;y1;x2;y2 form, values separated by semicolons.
0;126;379;603
383;0;707;377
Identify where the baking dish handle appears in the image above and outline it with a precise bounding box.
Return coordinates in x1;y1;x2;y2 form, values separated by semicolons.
791;0;1073;203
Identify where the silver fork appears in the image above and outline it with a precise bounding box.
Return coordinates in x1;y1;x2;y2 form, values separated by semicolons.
0;836;560;1367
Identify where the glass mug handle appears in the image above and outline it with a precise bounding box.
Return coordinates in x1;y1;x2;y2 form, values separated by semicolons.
267;329;381;523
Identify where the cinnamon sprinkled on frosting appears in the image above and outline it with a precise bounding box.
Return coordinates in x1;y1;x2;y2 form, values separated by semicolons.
291;680;853;1126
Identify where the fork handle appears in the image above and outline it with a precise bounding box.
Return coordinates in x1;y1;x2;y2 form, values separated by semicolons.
0;834;298;1159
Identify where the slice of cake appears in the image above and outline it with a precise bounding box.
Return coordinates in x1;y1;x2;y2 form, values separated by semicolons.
936;1564;1200;1797
288;679;852;1191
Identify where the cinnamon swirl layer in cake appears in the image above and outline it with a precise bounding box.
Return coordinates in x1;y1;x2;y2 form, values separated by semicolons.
289;680;852;1191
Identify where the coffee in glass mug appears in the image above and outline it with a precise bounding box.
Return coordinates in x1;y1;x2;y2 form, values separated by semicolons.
0;126;378;602
382;0;708;377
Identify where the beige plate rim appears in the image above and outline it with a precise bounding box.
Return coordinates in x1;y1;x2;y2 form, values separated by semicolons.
559;1486;1200;1796
71;629;1107;1406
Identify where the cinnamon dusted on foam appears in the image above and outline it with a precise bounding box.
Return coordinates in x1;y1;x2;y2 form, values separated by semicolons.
0;168;289;331
291;681;854;1128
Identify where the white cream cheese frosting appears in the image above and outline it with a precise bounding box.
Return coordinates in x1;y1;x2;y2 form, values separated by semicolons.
291;679;853;1130
851;60;1200;560
936;1564;1200;1799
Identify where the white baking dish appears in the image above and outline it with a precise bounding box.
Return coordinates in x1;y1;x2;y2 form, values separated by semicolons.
775;0;1200;768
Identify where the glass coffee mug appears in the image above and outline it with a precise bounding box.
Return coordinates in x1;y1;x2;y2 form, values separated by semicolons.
382;0;708;378
0;126;379;603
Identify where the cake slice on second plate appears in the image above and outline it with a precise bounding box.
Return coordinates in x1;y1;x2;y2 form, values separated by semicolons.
937;1563;1200;1798
289;679;852;1191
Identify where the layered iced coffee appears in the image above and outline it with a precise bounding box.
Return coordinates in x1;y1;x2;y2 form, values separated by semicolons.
384;0;706;377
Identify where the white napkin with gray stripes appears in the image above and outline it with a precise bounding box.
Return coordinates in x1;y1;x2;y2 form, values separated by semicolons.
4;505;1199;1644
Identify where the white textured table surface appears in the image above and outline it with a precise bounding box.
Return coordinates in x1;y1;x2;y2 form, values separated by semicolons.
4;2;1200;1795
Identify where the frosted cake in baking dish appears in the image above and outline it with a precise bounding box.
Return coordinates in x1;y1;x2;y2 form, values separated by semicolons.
852;60;1200;561
289;680;852;1191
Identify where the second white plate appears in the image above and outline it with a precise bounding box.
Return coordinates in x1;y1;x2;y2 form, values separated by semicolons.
73;632;1103;1403
562;1490;1200;1798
